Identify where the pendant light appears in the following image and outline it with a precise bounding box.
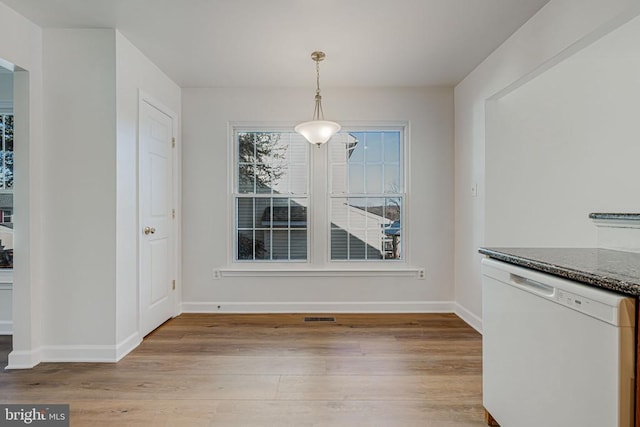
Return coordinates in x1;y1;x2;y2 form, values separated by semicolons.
295;51;341;146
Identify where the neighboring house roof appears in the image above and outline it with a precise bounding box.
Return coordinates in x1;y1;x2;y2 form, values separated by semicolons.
261;205;307;227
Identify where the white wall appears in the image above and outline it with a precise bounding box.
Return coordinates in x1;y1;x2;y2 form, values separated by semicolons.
42;29;118;349
115;31;181;351
454;0;640;329
486;15;640;246
36;28;182;362
0;1;45;368
182;87;454;312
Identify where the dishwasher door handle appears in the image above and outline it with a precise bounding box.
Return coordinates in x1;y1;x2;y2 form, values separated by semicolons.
510;274;555;297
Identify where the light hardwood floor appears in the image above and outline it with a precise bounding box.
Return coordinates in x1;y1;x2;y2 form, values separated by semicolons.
0;313;485;426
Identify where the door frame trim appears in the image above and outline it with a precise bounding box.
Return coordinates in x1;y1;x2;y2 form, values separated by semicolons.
137;90;181;337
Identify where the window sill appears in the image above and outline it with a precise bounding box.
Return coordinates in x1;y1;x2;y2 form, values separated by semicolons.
218;267;424;279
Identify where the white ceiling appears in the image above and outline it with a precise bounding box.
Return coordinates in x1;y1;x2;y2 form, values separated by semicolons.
1;0;551;88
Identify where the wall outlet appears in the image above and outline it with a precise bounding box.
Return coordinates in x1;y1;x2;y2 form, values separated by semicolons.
471;182;478;197
213;269;222;280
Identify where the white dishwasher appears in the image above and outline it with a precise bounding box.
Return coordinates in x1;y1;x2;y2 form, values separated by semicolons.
482;258;636;427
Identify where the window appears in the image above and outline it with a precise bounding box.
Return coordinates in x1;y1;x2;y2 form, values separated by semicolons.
233;125;405;264
328;130;403;261
0;209;11;224
235;131;309;261
0;113;13;269
0;113;13;190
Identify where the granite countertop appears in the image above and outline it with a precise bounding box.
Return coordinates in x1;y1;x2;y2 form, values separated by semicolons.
589;213;640;221
479;247;640;296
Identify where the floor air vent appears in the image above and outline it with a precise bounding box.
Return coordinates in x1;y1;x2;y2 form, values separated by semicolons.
304;316;336;322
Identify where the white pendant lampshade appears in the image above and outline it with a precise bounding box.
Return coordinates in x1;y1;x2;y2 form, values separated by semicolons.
296;51;341;146
295;120;341;145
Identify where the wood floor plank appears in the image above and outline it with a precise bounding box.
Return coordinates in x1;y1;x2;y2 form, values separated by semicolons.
68;399;486;426
0;313;484;426
275;374;482;403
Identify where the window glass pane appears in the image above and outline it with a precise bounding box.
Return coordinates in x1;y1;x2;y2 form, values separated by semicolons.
328;134;347;163
365;164;383;194
288;164;307;195
348;132;365;163
254;230;269;260
237;230;255;260
383;132;400;162
270;198;290;228
382;198;402;260
331;164;347;194
348;234;366;259
238;132;289;194
290;230;307;260
330;229;348;260
330;198;348;230
328;129;404;262
238;163;255;193
365;132;383;163
367;229;384;259
348;164;365;193
331;197;395;260
236;198;254;229
236;197;308;261
290;198;307;228
271;230;289;260
254;198;271;228
384;165;400;193
234;129;308;262
288;136;308;164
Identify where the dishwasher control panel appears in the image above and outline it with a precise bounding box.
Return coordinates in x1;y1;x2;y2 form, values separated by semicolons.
556;290;615;324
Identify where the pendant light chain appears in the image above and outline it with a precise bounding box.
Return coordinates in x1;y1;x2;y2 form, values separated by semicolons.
313;57;324;121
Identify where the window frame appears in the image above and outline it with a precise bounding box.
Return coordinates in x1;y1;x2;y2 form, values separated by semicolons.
227;121;415;275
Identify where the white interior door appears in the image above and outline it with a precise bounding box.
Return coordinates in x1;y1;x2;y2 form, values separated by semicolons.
139;99;175;337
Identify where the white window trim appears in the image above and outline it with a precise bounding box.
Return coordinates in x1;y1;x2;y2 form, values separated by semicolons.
226;121;420;276
217;266;422;278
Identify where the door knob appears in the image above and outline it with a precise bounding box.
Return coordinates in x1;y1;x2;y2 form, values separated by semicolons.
143;227;156;235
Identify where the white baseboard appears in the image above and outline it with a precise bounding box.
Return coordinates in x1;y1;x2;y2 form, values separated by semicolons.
115;332;141;362
182;301;456;313
39;332;142;364
6;333;141;368
0;320;12;335
41;345;120;363
454;303;483;334
6;348;42;370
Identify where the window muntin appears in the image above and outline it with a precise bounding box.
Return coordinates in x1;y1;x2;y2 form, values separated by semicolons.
234;131;309;262
328;130;404;261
